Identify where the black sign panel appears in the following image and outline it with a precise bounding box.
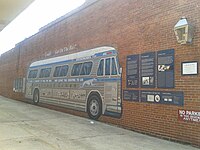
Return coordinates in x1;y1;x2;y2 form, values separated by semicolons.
141;91;184;106
157;49;174;88
141;52;156;88
123;90;139;102
126;55;139;88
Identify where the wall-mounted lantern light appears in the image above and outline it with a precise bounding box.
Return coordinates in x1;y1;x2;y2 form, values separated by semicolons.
174;17;194;44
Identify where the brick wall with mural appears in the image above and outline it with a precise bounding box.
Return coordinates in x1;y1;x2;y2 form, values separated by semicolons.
0;0;200;146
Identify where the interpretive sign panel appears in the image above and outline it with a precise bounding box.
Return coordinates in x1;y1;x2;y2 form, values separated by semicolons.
123;90;139;102
157;49;174;88
182;61;198;75
141;91;184;106
141;52;155;88
126;55;139;88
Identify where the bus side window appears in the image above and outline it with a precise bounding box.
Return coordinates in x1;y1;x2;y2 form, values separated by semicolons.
111;58;117;75
105;58;111;75
71;63;82;76
39;68;51;78
97;59;104;76
54;66;62;77
54;65;68;77
60;65;68;76
28;70;38;78
80;62;92;75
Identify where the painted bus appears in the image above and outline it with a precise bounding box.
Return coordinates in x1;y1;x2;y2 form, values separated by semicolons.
25;46;122;119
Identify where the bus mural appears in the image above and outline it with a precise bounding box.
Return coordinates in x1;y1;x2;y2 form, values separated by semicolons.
25;46;122;120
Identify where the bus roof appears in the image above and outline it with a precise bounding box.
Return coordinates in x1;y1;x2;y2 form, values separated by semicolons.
30;46;116;68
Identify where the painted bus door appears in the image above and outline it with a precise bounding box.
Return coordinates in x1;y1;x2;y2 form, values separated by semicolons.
103;57;121;117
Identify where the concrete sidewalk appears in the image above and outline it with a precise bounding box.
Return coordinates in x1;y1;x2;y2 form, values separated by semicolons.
0;96;198;150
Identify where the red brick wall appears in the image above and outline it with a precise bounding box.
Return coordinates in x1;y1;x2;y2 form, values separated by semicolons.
0;0;200;146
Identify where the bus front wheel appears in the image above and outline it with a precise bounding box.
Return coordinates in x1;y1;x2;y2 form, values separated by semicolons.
33;89;39;105
87;95;102;120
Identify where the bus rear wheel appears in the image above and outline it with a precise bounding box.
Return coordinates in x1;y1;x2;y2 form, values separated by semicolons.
33;89;39;105
87;95;102;120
